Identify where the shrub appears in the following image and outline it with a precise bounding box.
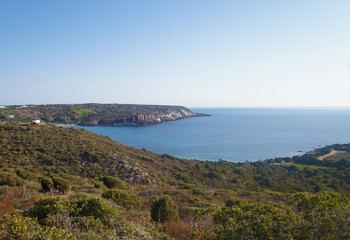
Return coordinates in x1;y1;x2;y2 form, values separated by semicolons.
70;197;122;222
225;197;244;208
0;171;24;186
102;176;126;189
183;183;195;189
151;195;179;223
16;169;38;181
0;213;76;240
213;201;298;239
292;191;350;239
41;177;54;192
52;177;71;194
94;180;106;189
24;197;71;224
102;189;141;210
192;187;208;196
25;196;122;226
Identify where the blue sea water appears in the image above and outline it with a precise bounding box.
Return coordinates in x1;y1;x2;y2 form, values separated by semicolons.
75;108;350;162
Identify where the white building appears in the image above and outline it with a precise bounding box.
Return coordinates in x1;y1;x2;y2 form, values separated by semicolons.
32;120;41;124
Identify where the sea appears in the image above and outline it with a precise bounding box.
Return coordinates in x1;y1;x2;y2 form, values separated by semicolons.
74;108;350;162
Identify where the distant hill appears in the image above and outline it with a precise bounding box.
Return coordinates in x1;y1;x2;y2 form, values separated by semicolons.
0;103;208;126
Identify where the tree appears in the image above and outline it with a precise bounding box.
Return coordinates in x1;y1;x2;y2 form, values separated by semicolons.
151;195;179;223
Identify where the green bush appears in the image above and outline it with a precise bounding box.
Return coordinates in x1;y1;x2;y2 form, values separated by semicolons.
25;196;122;226
102;176;126;189
292;191;350;239
0;213;76;240
16;169;38;181
0;171;24;186
94;180;107;189
41;177;54;192
70;197;122;222
192;187;208;196
213;201;298;239
24;197;71;224
102;189;141;210
225;197;244;208
151;195;179;223
52;177;71;194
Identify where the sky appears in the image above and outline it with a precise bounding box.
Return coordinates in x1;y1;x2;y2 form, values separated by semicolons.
1;1;350;107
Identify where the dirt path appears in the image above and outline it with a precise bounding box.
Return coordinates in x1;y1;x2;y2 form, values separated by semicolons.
317;150;346;160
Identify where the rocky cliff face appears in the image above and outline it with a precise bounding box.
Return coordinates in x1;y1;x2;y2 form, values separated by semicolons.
81;109;207;126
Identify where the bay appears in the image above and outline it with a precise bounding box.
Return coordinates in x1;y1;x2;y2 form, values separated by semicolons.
75;108;350;162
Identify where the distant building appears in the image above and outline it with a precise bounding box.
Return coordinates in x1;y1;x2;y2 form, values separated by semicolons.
0;106;5;108
32;120;41;124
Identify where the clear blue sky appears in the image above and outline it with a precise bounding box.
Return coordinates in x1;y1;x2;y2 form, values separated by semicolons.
1;1;350;107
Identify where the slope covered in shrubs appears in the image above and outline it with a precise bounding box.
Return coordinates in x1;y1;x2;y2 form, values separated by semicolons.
0;124;349;239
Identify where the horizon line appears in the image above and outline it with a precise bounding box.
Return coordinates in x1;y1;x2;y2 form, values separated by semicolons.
3;102;350;110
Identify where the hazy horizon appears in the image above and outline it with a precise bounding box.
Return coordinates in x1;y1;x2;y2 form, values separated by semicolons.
4;102;350;110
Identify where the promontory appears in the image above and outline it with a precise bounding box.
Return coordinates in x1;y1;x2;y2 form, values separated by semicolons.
0;103;208;126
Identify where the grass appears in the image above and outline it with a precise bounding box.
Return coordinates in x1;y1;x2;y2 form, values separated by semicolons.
285;163;329;170
325;152;350;162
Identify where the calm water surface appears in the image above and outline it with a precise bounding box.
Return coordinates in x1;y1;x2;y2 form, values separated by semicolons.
75;108;350;162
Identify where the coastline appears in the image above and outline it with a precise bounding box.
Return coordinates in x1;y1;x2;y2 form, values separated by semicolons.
0;103;209;127
77;112;210;127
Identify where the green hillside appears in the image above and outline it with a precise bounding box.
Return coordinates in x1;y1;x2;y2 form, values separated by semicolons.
0;124;349;239
0;103;206;126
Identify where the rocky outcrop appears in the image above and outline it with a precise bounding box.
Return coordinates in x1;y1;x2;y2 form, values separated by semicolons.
105;157;154;184
80;110;209;126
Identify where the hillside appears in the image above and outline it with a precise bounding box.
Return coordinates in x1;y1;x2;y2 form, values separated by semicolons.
1;124;349;192
0;103;207;126
0;124;349;239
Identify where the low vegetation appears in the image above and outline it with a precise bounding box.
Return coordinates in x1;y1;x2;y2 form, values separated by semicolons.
0;124;349;239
